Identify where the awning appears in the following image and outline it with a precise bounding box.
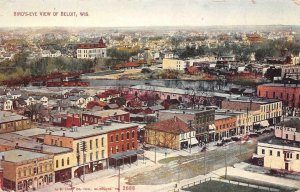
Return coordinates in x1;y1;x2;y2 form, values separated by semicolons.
209;124;216;130
260;120;269;127
110;150;138;160
191;138;199;145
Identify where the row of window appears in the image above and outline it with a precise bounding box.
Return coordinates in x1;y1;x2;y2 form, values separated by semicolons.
55;157;70;168
17;174;53;190
261;149;300;160
76;137;105;152
110;131;135;142
18;163;52;178
78;150;105;164
82;115;125;124
110;142;135;154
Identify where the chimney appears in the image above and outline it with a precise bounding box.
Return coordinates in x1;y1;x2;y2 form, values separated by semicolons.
63;133;65;137
15;143;19;149
1;155;4;160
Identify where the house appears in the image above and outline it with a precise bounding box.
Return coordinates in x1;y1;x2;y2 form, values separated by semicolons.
6;90;22;99
95;90;120;103
51;113;81;128
68;96;86;108
0;98;13;111
145;116;198;150
86;101;108;110
114;62;142;70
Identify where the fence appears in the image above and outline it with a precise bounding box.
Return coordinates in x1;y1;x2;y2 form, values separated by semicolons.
168;177;280;192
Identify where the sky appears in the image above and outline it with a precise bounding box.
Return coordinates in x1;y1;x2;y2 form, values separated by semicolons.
0;0;300;27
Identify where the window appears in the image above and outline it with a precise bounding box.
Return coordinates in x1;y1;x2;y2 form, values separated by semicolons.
132;142;135;149
122;144;124;151
127;143;130;150
116;145;119;152
67;157;70;165
96;151;99;160
23;169;26;177
34;167;37;174
77;143;80;152
116;134;119;142
90;152;93;161
18;182;22;190
90;140;93;150
286;134;288;140
277;151;280;157
49;174;53;183
121;133;124;141
51;139;54;145
60;141;62;146
96;139;98;148
62;159;64;167
262;149;265;154
126;132;130;139
102;150;104;158
296;154;299;160
110;135;113;142
56;160;59;168
269;150;272;156
101;137;104;147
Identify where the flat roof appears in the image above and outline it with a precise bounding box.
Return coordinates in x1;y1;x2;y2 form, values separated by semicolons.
259;138;300;149
225;97;280;104
0;149;49;163
260;83;300;88
0;111;28;123
14;128;47;137
130;85;240;99
48;122;139;139
215;114;233;120
83;109;128;117
159;109;214;115
277;119;300;132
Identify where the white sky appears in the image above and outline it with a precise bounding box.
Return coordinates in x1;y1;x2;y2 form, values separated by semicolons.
0;0;300;27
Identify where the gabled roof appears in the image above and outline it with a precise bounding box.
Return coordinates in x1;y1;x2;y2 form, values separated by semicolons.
86;101;108;109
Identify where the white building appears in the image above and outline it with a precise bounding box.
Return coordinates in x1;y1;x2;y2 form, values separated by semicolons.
76;38;107;59
162;58;188;71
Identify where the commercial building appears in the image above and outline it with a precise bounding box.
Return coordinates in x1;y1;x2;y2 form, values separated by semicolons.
214;114;237;140
256;119;300;172
257;83;300;115
82;109;130;125
158;109;215;144
0;149;54;192
221;97;282;128
145;117;197;150
43;121;138;178
0;111;31;134
76;38;107;59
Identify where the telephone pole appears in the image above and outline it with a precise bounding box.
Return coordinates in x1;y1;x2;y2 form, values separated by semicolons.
188;120;193;153
80;141;87;183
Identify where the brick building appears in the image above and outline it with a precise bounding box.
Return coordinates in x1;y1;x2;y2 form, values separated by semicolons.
82;109;130;125
257;84;300;116
158;109;215;144
215;114;237;140
0;149;54;192
221;97;282;127
0;111;31;134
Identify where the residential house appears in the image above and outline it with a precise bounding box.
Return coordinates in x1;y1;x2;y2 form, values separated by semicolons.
0;98;13;111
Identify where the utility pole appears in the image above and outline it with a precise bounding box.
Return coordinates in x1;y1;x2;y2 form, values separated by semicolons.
188;120;193;153
225;145;228;179
118;165;121;192
154;130;157;164
80;141;87;183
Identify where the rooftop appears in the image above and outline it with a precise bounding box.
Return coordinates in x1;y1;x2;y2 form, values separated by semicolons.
215;114;234;120
47;122;138;139
259;137;300;149
0;149;49;163
225;96;280;104
83;109;128;117
146;116;193;134
259;83;300;88
14;128;47;137
0;111;28;123
130;85;240;99
277;119;300;132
